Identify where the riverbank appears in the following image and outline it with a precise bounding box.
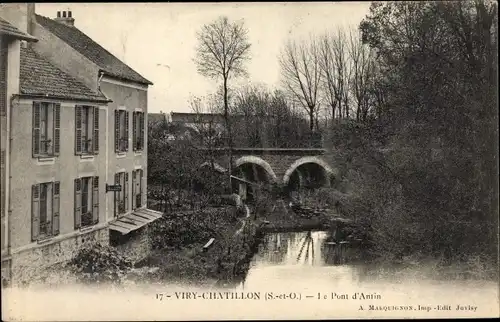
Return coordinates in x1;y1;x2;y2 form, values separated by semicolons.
133;199;353;287
133;205;262;287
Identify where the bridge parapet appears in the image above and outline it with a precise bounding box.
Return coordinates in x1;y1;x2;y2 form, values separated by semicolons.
200;147;326;156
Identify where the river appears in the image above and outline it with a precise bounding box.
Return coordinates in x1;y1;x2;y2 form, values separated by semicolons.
3;230;498;320
232;230;499;318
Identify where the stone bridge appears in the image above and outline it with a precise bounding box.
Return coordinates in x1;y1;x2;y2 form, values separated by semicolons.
199;148;338;194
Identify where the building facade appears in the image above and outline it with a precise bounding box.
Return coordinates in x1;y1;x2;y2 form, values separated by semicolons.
1;14;39;285
0;4;161;285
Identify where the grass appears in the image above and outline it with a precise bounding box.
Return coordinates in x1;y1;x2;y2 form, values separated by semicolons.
135;205;256;286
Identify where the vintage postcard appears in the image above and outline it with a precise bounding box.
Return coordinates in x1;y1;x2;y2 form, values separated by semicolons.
1;2;499;320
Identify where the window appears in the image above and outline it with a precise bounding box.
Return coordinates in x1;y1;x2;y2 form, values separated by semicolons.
32;102;60;158
31;181;60;241
132;169;143;209
115;109;129;153
74;176;99;229
114;171;129;216
75;105;99;155
133;111;145;151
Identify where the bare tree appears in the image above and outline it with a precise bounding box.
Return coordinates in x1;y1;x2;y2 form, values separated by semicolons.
347;27;376;121
279;37;322;132
194;16;252;188
188;95;225;178
188;95;224;148
318;29;352;122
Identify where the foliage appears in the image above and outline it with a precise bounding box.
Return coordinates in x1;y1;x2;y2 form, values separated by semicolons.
252;189;276;216
294;187;347;210
148;119;228;212
148;207;240;250
330;0;499;267
66;243;133;284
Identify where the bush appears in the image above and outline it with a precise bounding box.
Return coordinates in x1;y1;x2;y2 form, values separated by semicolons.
295;188;346;210
253;190;275;216
67;243;133;284
149;208;239;250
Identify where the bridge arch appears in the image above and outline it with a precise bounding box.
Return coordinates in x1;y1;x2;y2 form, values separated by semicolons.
283;156;336;188
199;161;227;173
233;156;278;184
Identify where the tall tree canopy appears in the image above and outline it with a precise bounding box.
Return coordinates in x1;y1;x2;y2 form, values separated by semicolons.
194;16;252;183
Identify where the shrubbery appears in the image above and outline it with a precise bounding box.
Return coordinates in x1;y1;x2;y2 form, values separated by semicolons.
293;188;347;210
67;243;133;284
149;207;240;250
252;189;275;216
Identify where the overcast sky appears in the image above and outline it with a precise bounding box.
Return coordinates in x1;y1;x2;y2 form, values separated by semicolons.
36;2;371;114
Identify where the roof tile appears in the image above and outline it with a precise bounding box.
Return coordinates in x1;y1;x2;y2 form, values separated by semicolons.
35;14;152;85
0;17;37;41
20;46;110;102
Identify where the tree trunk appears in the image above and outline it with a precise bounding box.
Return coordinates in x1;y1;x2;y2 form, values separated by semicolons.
337;99;343;119
223;76;233;192
308;107;314;132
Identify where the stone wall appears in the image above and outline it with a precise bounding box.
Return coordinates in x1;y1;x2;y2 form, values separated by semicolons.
110;226;151;263
9;227;109;285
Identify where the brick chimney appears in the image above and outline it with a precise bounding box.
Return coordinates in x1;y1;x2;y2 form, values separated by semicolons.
54;10;74;27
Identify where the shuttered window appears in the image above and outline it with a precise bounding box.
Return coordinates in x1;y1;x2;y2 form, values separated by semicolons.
115;172;128;215
132;169;143;210
32;102;60;158
115;109;129;153
75;105;99;155
92;176;99;224
133;112;145;151
75;176;99;229
31;181;60;241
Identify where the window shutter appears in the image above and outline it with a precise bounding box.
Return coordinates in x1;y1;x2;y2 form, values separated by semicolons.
75;105;82;155
136;170;141;209
93;106;99;154
131;170;136;209
125;111;130;151
141;169;146;207
125;172;129;211
32;102;41;157
114;110;119;152
52;181;60;235
140;112;145;150
31;184;40;241
132;112;137;151
92;176;99;224
114;173;120;216
53;103;61;156
74;178;82;229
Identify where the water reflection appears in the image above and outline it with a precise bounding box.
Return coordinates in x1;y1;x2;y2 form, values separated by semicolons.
237;230;499;303
251;230;354;267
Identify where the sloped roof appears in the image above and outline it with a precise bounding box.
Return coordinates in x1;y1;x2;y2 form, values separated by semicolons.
0;17;38;42
20;46;110;102
35;14;152;85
